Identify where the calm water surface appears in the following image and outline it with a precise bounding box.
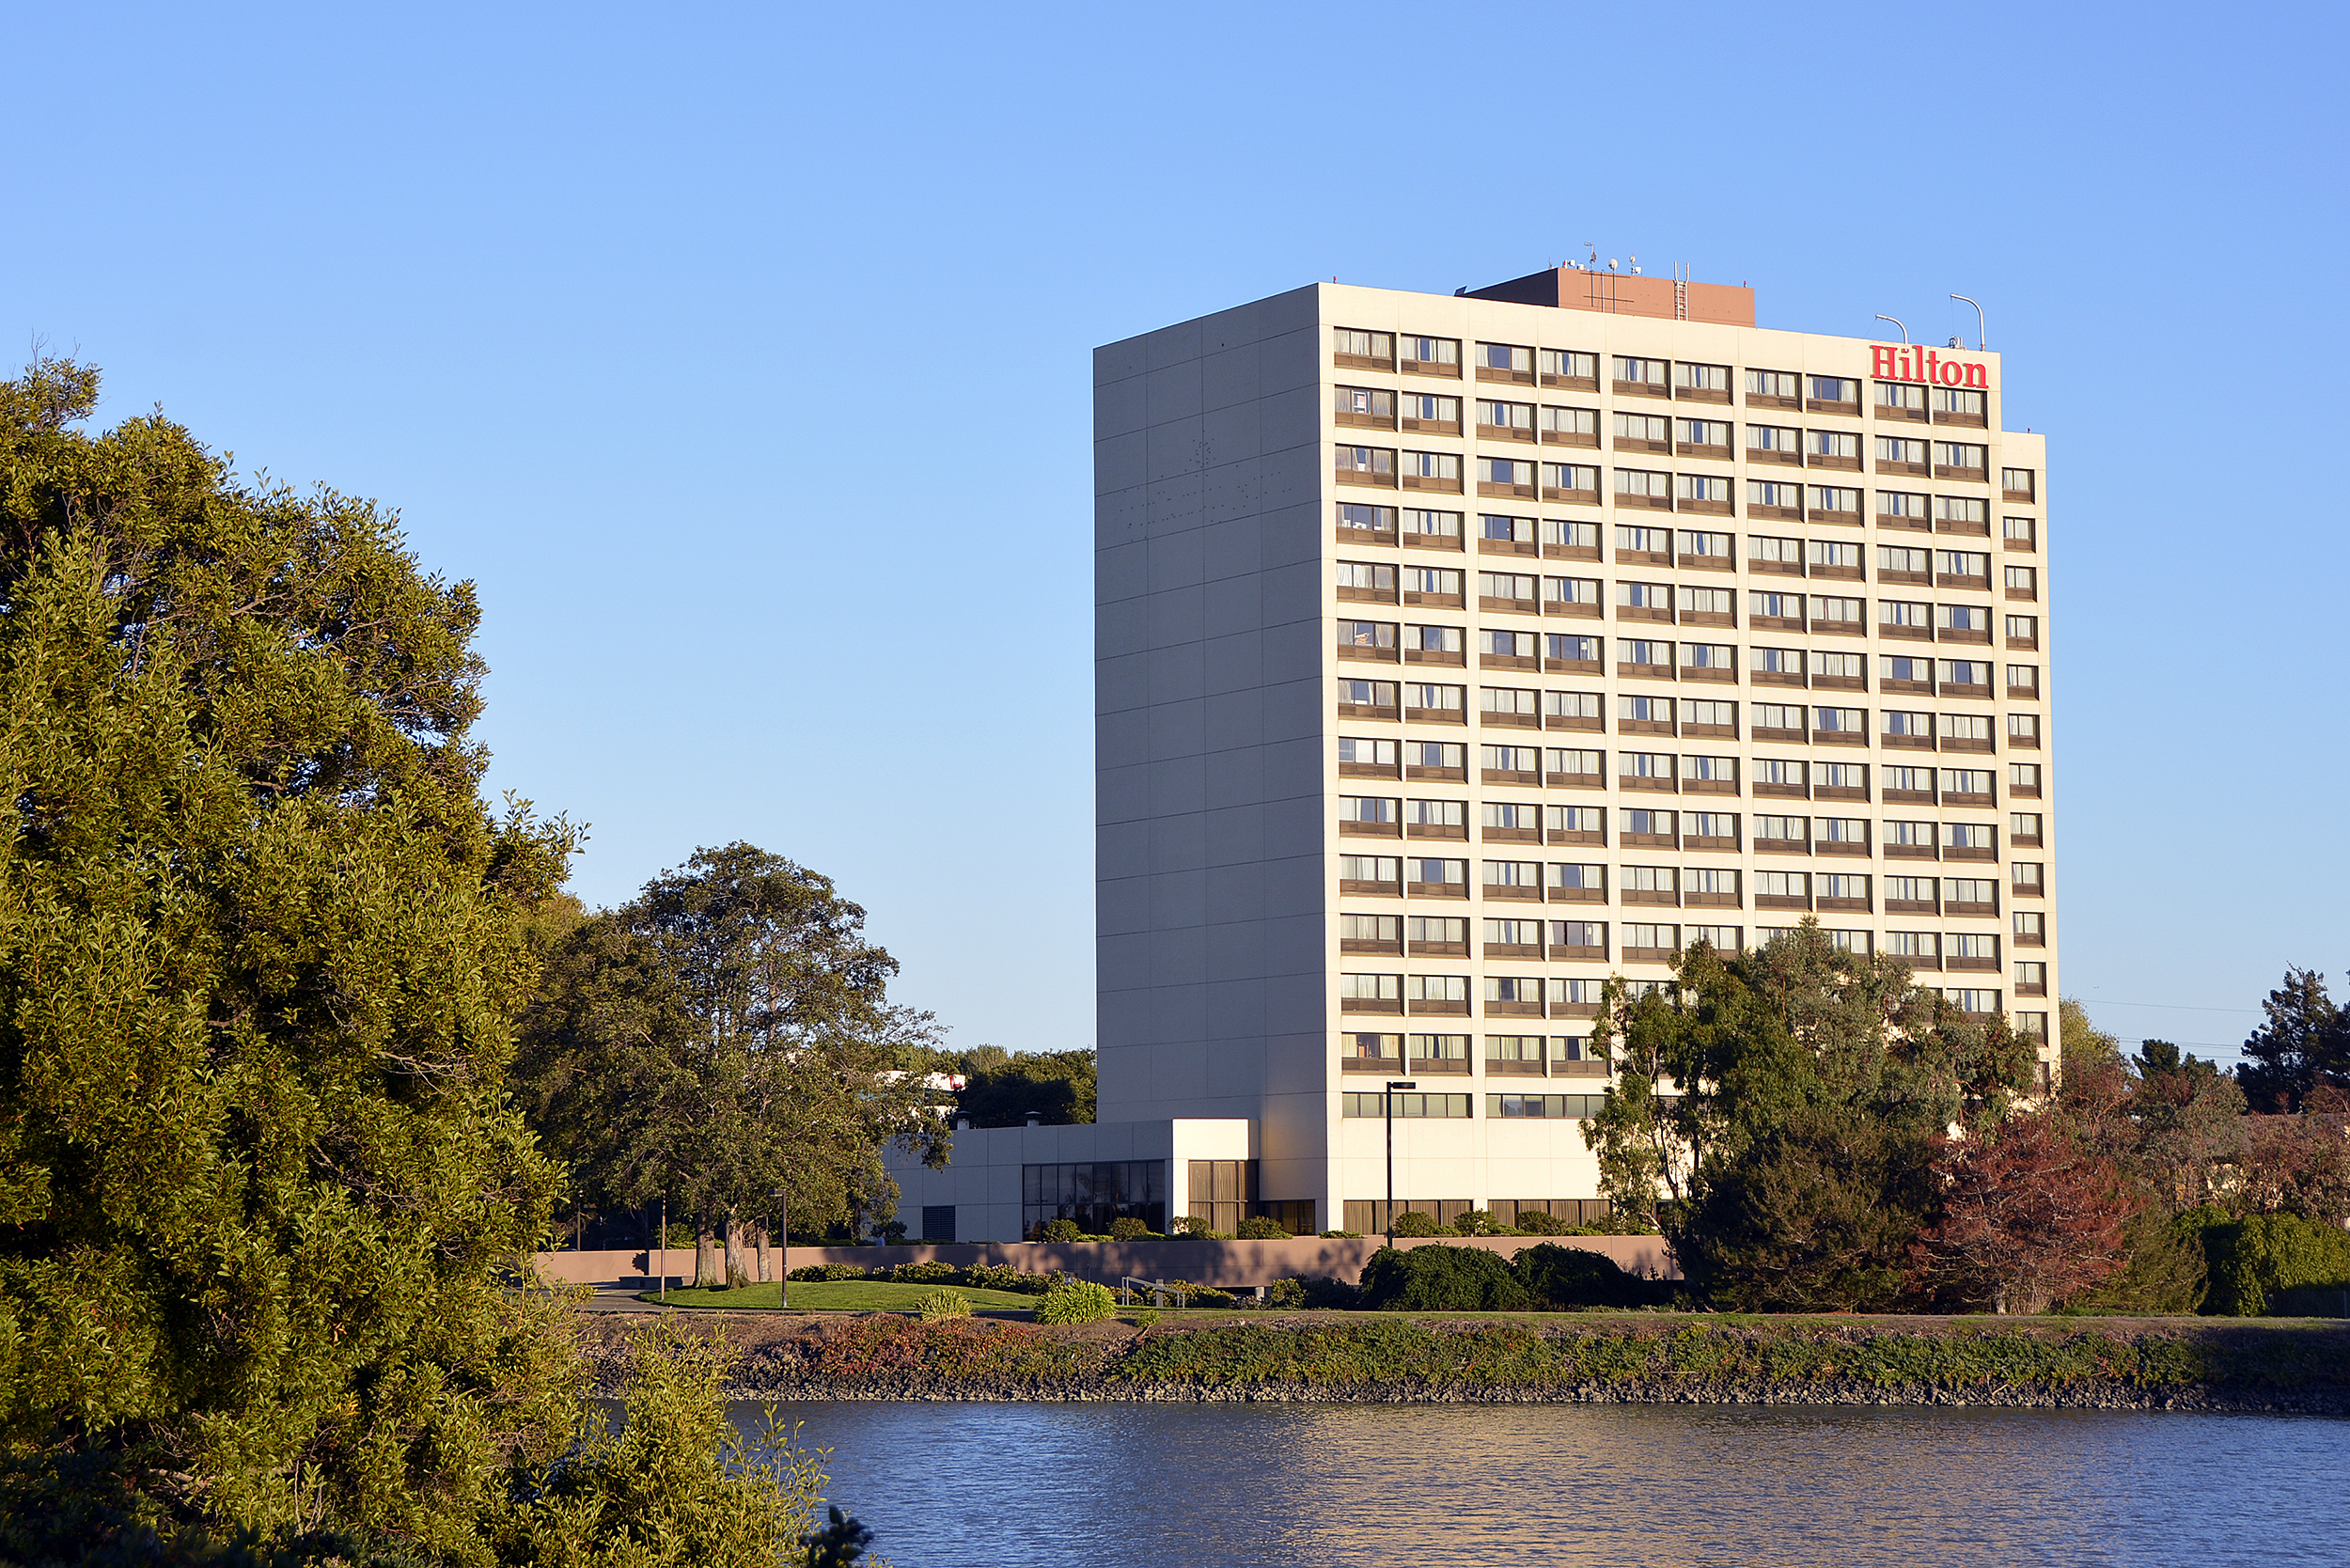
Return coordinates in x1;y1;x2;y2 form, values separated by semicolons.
746;1400;2348;1567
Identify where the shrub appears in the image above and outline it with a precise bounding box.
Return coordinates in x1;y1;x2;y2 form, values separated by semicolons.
1300;1275;1364;1309
1449;1209;1505;1236
1358;1246;1533;1312
2199;1212;2350;1316
1511;1209;1573;1236
911;1289;971;1321
1161;1279;1239;1308
790;1263;869;1282
1035;1279;1119;1324
966;1263;1057;1296
1261;1278;1308;1309
1319;1230;1363;1239
1107;1216;1160;1241
1035;1218;1085;1243
1235;1216;1292;1239
1173;1215;1234;1240
1388;1211;1445;1238
890;1261;957;1283
1128;1310;1160;1329
1513;1243;1663;1309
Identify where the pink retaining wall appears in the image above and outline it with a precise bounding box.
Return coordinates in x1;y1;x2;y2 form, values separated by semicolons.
531;1233;1678;1292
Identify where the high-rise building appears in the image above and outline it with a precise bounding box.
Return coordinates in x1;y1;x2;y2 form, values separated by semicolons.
890;265;2054;1242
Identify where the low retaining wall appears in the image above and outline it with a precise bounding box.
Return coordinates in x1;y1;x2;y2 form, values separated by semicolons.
532;1233;1677;1291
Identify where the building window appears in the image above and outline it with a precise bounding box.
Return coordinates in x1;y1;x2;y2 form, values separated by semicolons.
2010;811;2044;846
1807;484;1860;517
2002;515;2037;549
1338;679;1398;716
2000;467;2036;501
1807;429;1859;463
1334;328;1395;368
1673;361;1731;396
1339;794;1398;828
1343;1030;1403;1062
1409;741;1467;776
1340;916;1401;954
1338;735;1397;774
1544;746;1604;786
1339;855;1401;890
1747;368;1799;401
2005;614;2039;649
1336;384;1397;427
1406;973;1469;1008
1541;348;1597;384
1475;456;1533;493
1343;1091;1472;1119
1408;916;1467;952
1402;336;1461;373
1404;508;1464;543
2013;911;2045;947
1025;1160;1167;1240
1934;494;1988;531
1337;619;1398;654
2007;712;2042;747
1337;446;1397;484
1547;862;1606;898
2012;861;2044;896
1541;405;1598;444
2004;565;2039;600
1478;342;1535;380
1807;375;1858;407
1677;418;1731;451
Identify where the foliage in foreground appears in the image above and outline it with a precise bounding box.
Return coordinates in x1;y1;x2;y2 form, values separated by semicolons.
0;363;865;1563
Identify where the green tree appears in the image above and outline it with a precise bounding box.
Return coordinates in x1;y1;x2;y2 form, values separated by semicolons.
2238;966;2350;1112
515;844;950;1285
1583;922;2034;1309
946;1044;1096;1127
0;361;855;1560
2058;996;2123;1080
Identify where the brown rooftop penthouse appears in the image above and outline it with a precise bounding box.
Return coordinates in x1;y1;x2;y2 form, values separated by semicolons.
1468;265;1756;326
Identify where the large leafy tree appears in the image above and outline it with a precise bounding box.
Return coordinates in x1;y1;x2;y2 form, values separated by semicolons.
514;843;950;1285
1582;922;2035;1309
0;362;829;1562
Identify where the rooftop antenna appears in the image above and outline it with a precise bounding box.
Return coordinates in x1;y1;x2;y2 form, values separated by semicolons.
1629;254;1640;274
1950;293;1986;350
1585;243;1599;268
1607;259;1619;272
1874;313;1908;344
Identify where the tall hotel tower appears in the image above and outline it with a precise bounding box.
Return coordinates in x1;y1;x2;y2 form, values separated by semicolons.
890;265;2054;1243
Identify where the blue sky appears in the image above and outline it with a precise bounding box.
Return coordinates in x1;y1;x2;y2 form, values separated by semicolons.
5;2;2342;1063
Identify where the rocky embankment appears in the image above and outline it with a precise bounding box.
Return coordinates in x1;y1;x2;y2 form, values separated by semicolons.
581;1311;2350;1413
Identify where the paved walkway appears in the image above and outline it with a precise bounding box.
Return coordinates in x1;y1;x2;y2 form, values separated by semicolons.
577;1283;672;1312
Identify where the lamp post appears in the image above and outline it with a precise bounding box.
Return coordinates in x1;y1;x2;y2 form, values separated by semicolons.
1384;1079;1417;1244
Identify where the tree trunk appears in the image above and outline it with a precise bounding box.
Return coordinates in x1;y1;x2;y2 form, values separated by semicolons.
722;1211;752;1288
695;1227;721;1288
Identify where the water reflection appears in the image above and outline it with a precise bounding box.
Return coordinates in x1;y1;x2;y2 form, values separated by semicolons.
748;1401;2348;1567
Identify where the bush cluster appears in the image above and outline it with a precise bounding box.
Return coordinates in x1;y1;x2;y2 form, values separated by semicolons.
1035;1279;1120;1324
1356;1244;1669;1312
2192;1210;2350;1316
1381;1206;1636;1239
785;1260;1058;1295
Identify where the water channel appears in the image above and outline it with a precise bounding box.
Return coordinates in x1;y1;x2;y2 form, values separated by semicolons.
751;1400;2348;1566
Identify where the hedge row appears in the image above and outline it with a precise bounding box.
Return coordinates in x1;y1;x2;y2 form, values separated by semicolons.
725;1315;2348;1401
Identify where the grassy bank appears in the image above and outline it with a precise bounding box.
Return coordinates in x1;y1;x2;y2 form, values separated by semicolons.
636;1280;1040;1312
585;1310;2350;1410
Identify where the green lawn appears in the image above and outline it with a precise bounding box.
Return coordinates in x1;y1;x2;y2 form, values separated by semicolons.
637;1279;1040;1312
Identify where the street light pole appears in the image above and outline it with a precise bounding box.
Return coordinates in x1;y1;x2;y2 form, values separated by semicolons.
1384;1079;1417;1244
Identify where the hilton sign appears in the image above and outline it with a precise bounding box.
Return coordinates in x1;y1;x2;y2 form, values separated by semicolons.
1872;345;1989;388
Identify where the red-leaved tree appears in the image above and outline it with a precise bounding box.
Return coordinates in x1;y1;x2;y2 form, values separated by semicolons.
1908;1104;2143;1313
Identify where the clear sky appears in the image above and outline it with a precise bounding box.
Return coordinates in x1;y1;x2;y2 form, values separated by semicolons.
5;2;2342;1064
